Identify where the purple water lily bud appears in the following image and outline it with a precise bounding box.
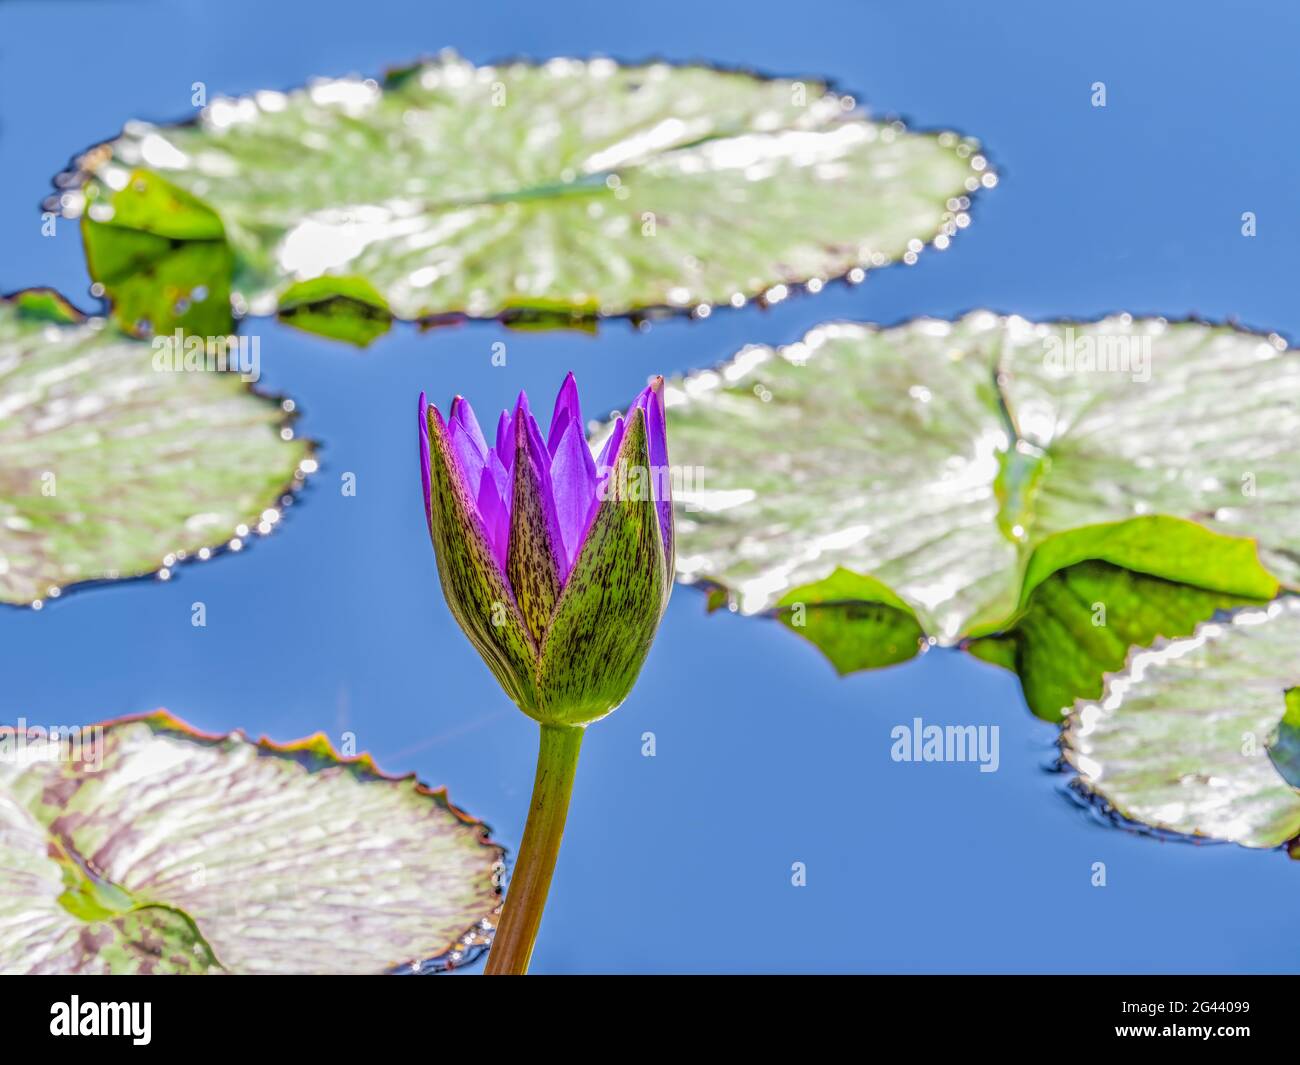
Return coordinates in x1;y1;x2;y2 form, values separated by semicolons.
420;373;673;725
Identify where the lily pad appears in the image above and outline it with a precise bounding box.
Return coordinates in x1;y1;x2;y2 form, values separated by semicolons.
50;52;993;332
278;275;393;346
0;710;504;973
1062;598;1300;849
664;314;1300;657
78;168;235;338
965;517;1278;720
776;567;926;673
0;292;315;606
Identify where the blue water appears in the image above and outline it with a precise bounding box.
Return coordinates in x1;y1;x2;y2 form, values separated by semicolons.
2;0;1297;973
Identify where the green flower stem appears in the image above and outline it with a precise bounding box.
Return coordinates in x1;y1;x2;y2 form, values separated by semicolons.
485;723;584;975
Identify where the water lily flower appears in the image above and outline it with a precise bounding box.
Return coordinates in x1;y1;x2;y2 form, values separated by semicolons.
419;372;673;724
418;372;673;974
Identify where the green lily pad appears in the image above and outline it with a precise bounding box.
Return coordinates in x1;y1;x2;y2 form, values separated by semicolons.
776;567;927;672
51;52;993;330
1062;598;1300;849
79;168;235;338
660;314;1300;714
0;711;504;973
966;517;1278;720
277;275;393;346
0;292;315;606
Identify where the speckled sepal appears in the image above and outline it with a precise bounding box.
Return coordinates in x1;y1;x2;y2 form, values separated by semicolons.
507;413;565;646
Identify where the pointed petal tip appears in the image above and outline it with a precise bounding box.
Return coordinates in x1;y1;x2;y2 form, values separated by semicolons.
649;377;666;422
494;408;514;466
547;371;583;455
618;403;648;450
420;391;448;429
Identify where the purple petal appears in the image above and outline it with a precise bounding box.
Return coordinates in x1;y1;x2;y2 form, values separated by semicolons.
494;408;514;469
448;419;488;510
487;449;512;520
546;371;582;456
643;378;673;560
422;397;515;604
514;390;533;425
515;392;567;575
595;415;626;494
643;378;668;468
476;466;510;570
550;417;598;574
450;395;489;458
418;393;433;534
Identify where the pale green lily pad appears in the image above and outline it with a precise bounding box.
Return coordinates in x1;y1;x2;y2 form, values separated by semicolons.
52;52;993;329
1062;598;1300;849
0;292;315;606
0;711;504;973
665;314;1300;647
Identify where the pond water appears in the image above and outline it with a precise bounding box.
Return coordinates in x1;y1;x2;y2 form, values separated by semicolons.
2;0;1297;972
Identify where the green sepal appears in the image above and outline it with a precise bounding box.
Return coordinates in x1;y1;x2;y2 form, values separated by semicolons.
507;417;565;647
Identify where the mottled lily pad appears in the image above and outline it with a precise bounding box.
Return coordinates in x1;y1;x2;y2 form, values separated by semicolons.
51;52;993;334
659;314;1299;708
0;291;315;606
0;711;503;973
1063;599;1300;849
